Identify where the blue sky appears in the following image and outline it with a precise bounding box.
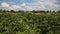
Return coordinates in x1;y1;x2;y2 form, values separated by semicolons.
0;0;60;11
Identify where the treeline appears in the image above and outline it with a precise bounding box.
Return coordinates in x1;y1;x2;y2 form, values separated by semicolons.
0;9;60;13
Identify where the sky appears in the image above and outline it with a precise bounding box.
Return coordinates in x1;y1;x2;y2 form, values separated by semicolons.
0;0;60;11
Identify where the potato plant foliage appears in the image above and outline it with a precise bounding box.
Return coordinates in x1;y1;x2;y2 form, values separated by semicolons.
0;11;60;34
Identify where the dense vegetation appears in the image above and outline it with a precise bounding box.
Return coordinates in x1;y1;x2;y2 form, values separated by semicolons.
0;10;60;34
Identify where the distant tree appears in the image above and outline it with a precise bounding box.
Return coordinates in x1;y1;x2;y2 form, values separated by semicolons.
3;10;6;12
10;10;15;12
52;11;55;13
46;10;50;13
0;9;2;12
31;10;47;13
0;9;2;13
57;10;60;13
18;10;24;13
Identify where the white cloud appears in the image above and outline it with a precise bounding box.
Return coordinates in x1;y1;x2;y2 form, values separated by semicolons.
0;0;60;11
20;3;26;6
1;2;10;7
8;5;22;11
9;3;26;10
11;5;21;9
25;0;60;10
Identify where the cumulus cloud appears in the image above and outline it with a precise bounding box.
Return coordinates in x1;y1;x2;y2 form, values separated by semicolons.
10;5;21;10
20;3;26;6
0;0;60;11
25;0;60;10
1;2;10;7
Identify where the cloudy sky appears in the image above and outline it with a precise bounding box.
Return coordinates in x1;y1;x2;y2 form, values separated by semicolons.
0;0;60;11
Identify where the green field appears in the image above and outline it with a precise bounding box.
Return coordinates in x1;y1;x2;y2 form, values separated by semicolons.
0;11;60;34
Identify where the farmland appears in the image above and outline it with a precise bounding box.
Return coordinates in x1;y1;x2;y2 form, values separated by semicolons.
0;10;60;34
